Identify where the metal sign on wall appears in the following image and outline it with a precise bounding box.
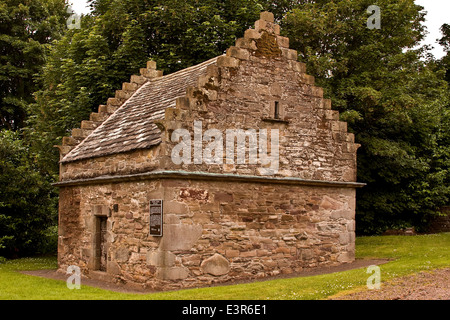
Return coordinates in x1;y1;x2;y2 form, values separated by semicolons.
149;199;163;236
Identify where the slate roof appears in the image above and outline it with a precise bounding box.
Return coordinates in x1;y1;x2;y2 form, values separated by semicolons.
61;56;219;163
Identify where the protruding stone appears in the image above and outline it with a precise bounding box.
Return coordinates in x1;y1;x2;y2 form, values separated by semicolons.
80;120;97;130
325;110;339;120
299;73;315;85
281;48;298;60
122;82;138;92
235;37;257;50
276;35;289;48
201;253;230;276
98;105;108;113
289;60;306;73
62;136;78;146
217;55;240;68
260;11;274;22
175;96;191;110
141;68;163;79
322;99;332;109
226;46;250;60
130;74;147;85
107;97;121;106
147;60;157;70
255;19;280;35
244;28;262;40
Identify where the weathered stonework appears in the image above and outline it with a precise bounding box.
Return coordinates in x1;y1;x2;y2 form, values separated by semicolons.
58;177;358;290
55;12;364;291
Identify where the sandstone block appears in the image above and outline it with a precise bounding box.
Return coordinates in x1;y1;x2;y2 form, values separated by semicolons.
290;60;306;73
201;253;230;276
217;56;240;68
106;261;121;275
156;266;189;280
281;48;298;60
115;90;132;100
235;38;257;50
114;247;130;262
130;75;146;85
322;99;332;109
277;36;289;48
260;11;274;22
214;192;233;203
225;249;240;258
147;250;175;267
244;29;262;40
107;97;121;106
337;251;354;263
62;136;78;146
71;128;86;138
159;223;202;251
164;201;189;215
346;133;355;143
325;110;339;121
226;46;250;60
147;60;157;70
339;232;351;245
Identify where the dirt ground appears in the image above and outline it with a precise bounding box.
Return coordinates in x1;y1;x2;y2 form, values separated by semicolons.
332;268;450;300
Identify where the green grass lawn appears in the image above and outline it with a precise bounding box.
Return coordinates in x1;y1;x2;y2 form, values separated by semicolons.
0;233;449;300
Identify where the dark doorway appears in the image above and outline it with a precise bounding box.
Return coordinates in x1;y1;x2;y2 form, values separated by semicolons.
95;216;108;271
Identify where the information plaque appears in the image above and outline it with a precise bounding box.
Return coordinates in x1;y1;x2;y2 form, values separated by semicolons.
149;199;163;236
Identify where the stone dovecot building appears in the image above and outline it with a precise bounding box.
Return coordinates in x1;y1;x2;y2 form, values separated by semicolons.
55;12;364;291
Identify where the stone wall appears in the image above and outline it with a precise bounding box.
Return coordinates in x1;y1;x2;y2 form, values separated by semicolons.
58;177;356;291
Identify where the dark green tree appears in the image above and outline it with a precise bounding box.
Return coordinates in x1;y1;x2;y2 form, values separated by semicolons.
0;0;68;130
283;0;449;233
0;0;68;257
0;130;58;257
439;23;450;83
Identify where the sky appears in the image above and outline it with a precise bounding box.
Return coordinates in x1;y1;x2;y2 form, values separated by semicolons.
415;0;449;58
69;0;449;59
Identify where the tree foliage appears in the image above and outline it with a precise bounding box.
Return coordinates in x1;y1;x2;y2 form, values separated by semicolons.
0;0;68;130
0;130;58;257
283;0;449;233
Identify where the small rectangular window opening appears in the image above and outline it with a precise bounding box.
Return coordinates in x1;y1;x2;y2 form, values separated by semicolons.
274;101;280;119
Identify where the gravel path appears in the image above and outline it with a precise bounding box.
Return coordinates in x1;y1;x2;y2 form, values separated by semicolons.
332;268;450;300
